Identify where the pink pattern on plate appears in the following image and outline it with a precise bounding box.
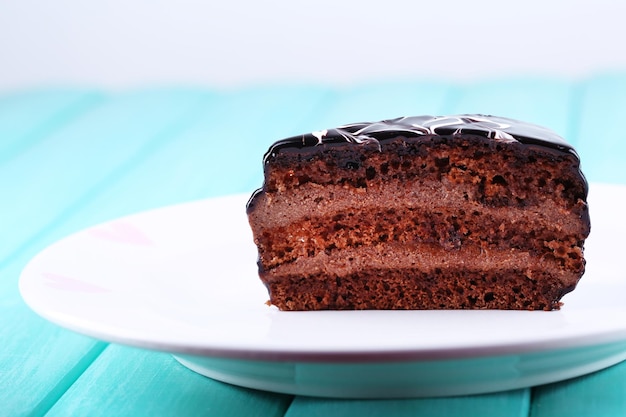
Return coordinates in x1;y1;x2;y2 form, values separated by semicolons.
88;220;153;246
42;272;110;293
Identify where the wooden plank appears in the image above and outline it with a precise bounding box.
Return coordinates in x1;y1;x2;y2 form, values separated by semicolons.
285;390;529;417
0;246;109;417
0;90;112;417
530;361;626;417
45;346;293;417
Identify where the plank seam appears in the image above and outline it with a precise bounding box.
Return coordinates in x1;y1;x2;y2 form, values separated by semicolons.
27;342;109;417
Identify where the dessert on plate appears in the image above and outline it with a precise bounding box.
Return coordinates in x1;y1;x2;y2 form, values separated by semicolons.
247;115;590;311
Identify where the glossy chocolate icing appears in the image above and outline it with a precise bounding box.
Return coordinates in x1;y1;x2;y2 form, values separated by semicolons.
264;115;578;161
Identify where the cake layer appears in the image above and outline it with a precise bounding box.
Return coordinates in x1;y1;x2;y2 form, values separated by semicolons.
260;134;587;208
260;243;577;283
249;182;588;272
248;181;589;230
265;268;573;311
260;243;580;311
254;211;585;271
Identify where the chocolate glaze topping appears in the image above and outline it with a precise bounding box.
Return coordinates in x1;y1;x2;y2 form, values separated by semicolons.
264;114;578;161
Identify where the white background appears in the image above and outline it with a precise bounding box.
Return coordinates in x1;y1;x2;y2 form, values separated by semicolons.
0;0;624;91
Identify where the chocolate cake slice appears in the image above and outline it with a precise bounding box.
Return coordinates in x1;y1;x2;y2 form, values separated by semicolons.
246;115;590;311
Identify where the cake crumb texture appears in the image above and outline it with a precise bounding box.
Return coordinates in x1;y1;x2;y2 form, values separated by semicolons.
247;115;590;311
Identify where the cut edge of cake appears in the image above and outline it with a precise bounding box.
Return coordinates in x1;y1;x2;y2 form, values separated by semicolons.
246;115;590;311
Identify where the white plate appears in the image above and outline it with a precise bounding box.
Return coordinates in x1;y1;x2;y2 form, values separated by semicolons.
19;183;626;398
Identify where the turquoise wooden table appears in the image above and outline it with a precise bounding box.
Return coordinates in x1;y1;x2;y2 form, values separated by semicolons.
2;75;626;416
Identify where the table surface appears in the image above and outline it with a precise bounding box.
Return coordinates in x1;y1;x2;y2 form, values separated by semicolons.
2;75;626;416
